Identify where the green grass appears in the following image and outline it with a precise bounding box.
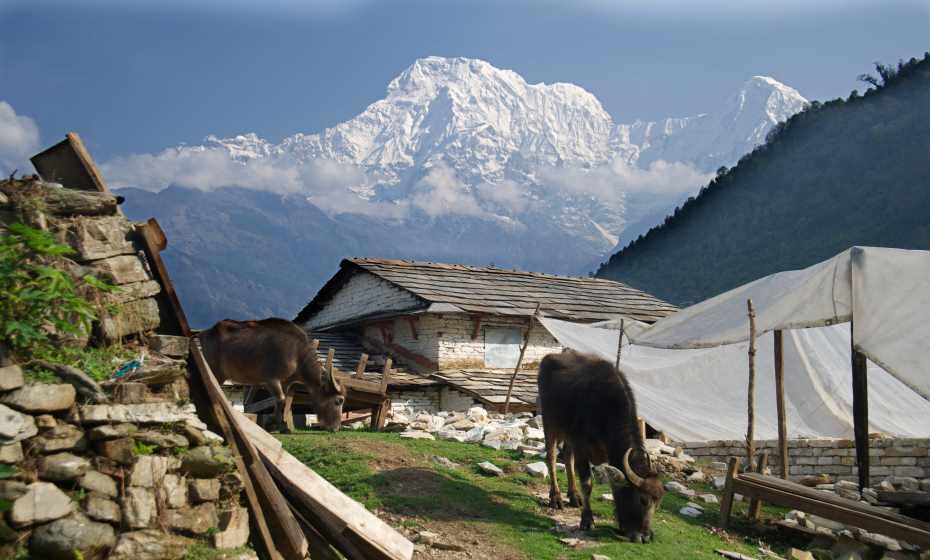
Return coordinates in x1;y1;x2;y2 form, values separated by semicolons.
279;431;799;560
24;343;135;383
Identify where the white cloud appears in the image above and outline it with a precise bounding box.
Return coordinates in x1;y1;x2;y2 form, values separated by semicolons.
410;164;485;218
0;101;40;173
538;158;711;203
476;180;528;213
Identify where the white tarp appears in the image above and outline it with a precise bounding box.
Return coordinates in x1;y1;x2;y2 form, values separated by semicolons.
631;247;930;401
540;317;930;442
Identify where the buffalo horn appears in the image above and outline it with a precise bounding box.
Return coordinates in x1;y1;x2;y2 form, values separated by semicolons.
601;464;626;487
623;448;644;488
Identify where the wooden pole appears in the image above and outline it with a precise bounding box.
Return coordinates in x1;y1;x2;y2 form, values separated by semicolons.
746;299;757;471
504;303;541;414
614;318;625;370
774;330;789;479
851;320;870;490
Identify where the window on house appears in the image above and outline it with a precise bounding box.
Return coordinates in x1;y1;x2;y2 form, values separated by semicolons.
484;327;523;368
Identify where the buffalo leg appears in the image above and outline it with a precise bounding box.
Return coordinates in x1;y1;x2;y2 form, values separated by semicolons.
545;431;563;509
575;452;595;531
565;445;581;507
267;379;288;433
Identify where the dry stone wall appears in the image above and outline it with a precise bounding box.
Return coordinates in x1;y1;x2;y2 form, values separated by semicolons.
679;437;930;485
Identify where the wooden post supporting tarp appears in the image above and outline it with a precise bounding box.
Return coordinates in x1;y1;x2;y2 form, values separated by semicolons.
773;330;789;479
746;299;757;471
851;320;870;490
614;318;625;370
503;303;540;414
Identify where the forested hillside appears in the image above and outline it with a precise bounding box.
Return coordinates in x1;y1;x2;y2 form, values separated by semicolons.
596;54;930;306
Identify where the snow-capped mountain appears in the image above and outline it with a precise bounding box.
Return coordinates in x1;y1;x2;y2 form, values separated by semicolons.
113;57;807;326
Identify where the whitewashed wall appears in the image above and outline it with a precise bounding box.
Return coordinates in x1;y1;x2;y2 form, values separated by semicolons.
364;313;562;370
303;272;421;329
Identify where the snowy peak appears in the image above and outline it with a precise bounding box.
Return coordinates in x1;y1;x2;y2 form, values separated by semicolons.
723;75;808;132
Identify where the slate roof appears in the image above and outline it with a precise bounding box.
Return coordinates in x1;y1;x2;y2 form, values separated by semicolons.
296;258;677;326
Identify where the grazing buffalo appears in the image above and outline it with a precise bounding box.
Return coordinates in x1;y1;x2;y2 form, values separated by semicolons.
538;349;664;543
199;318;345;431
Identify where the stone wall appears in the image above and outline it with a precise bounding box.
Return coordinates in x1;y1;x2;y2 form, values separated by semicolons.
388;386;480;415
303;271;421;330
365;313;562;370
679;437;930;485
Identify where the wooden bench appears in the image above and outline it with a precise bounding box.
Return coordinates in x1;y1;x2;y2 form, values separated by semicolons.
719;456;930;549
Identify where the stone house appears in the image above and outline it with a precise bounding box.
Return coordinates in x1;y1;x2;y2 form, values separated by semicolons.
292;258;676;414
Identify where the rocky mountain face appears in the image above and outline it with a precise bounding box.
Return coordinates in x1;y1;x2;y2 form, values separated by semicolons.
114;57;806;326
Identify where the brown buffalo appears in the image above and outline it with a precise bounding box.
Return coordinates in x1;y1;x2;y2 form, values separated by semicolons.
538;349;664;543
199;318;345;431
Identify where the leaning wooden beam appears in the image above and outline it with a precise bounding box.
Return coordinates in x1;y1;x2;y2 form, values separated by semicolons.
190;341;308;560
745;299;757;471
773;330;789;479
138;218;192;337
238;410;415;560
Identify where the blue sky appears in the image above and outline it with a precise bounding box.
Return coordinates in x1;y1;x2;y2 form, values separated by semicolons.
0;0;928;163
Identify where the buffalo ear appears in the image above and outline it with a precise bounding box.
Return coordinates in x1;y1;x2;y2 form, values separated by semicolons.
601;464;626;487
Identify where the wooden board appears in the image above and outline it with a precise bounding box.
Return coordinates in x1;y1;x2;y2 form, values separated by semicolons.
31;132;111;193
190;342;308;559
138;218;192;337
238;410;415;560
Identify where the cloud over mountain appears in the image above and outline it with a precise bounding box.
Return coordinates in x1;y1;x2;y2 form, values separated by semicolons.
0;101;40;172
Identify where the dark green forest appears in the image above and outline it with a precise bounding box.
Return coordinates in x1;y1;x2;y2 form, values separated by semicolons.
596;53;930;307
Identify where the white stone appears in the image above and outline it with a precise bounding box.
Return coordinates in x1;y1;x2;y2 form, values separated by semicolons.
713;476;726;490
679;506;703;518
123;487;157;529
162;474;188;508
698;493;719;504
685;501;705;512
0;403;38;443
525;462;549;478
129;456;169;487
687;470;705;482
399;430;435;440
665;481;695;498
600;493;614;502
477;461;504;476
10;482;73;527
214;507;250;549
482;426;524;450
644;438;676;455
524;427;545;441
467;406;489;424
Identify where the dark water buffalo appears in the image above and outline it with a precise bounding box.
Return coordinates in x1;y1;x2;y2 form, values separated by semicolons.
538;349;664;543
199;318;345;431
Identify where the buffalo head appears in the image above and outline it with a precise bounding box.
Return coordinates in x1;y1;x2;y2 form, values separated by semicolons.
602;448;665;543
315;366;346;431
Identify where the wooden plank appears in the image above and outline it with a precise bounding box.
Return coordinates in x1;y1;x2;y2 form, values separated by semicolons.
138;219;192;337
191;341;308;559
30;132;111;193
380;358;392;395
246;396;277;413
238;411;414;560
355;354;369;376
733;477;930;548
773;330;789;479
719;457;739;530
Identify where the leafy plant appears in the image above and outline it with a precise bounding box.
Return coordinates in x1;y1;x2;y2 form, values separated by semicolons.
132;441;157;456
0;223;113;355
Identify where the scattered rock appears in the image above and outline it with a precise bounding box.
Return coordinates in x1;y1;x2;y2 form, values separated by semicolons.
835;480;861;501
29;513;116;560
129;455;169;487
180;446;233;477
165;502;218;535
122;487;157;529
699;493;719;504
560;537;584;547
94;437;135;465
399;430;435;440
477;461;504;476
0;442;23;463
787;548;815;560
0;383;75;413
39;452;91;481
214;506;250;549
85;494;122;523
0;403;38;443
109;529;194;560
688;470;706;482
521;461;548;478
431;456;460;469
482;426;524;450
680;506;703;518
189;478;221;502
415;530;439;545
600;493;614;502
11;482;74;527
592;555;611;560
665;480;696;498
30;423;87;454
79;470;118;498
877;479;896;492
713;476;726;490
0;365;24;392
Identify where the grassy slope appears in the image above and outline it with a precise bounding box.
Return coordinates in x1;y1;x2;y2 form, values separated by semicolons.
280;431;798;560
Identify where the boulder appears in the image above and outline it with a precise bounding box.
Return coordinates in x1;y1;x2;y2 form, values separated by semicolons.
29;513;116;560
162;474;189;508
0;383;75;413
0;442;23;463
135;430;189;449
525;461;549;478
0;365;23;392
189;478;220;502
0;403;38;443
214;506;250;549
467;406;489;425
679;506;703;518
122;487;157;529
164;502;218;535
10;482;73;527
180;446;234;478
85;494;122;523
482;426;524;450
477;461;504;476
129;455;170;487
93;437;135;465
39;452;91;481
30;423;87;454
88;423;138;441
108;529;194;560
